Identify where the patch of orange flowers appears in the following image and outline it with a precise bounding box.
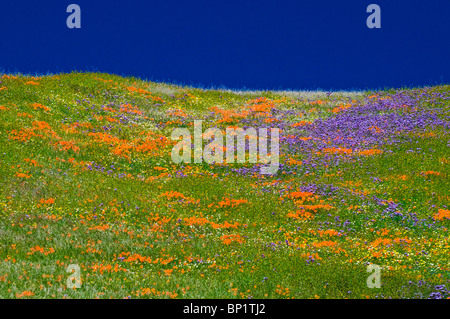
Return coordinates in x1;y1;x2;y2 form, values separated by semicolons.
184;216;209;226
332;103;351;113
290;191;314;199
27;246;55;255
134;287;178;298
24;158;42;167
371;238;392;247
17;112;33;118
15;172;31;178
312;241;337;248
9;128;38;142
120;103;143;115
421;171;441;177
433;209;450;221
286;210;314;220
210;221;239;229
126;86;164;102
292;121;312;127
31;103;50;111
321;147;353;155
220;234;245;245
160;191;187;199
40;198;55;205
54;140;80;153
16;291;34;298
317;229;340;237
359;149;383;156
217;198;248;208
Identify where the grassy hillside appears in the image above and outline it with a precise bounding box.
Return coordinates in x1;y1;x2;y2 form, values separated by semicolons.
0;72;449;299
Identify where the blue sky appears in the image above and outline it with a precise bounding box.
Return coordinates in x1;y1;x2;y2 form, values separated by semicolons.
1;0;449;90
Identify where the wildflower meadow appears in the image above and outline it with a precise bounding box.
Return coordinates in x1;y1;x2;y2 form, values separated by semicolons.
0;72;449;299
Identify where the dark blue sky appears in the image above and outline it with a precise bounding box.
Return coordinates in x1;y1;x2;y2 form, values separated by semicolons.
1;0;449;90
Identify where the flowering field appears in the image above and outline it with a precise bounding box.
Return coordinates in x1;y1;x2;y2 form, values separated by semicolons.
0;72;449;299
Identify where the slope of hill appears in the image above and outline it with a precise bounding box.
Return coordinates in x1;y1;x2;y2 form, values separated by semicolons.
0;72;449;298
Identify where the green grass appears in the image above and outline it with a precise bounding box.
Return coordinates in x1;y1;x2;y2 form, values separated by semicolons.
0;72;448;299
